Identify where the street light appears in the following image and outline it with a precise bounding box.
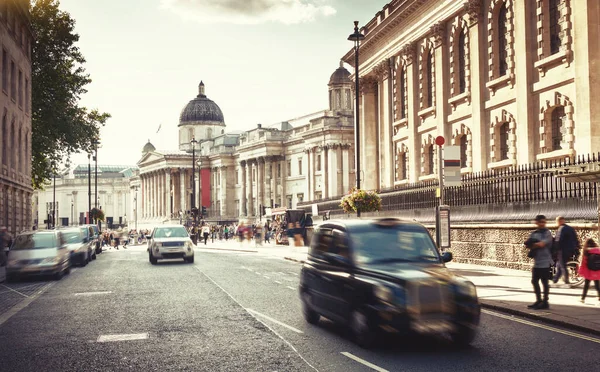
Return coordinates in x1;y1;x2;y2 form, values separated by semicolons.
348;20;365;217
191;137;198;226
88;153;91;224
52;161;57;229
133;185;139;231
93;139;100;229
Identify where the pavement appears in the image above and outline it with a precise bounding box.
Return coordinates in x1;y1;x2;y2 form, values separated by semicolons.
1;241;600;371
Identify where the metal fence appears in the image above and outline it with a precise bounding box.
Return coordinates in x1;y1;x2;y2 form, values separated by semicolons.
299;154;600;223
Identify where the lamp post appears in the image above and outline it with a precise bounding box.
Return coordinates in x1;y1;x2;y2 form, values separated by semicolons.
348;21;365;217
133;186;139;232
52;161;57;229
191;137;198;227
88;153;92;224
93;139;99;228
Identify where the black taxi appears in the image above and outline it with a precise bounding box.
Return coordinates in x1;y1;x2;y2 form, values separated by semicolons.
299;218;480;348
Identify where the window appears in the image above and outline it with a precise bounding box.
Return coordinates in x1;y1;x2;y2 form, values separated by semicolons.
10;61;15;100
316;154;322;172
426;51;433;107
298;159;303;176
315;191;322;200
499;122;510;160
297;193;304;203
551;106;566;151
1;49;6;93
1;111;6;165
460;135;468;168
25;78;29;112
397;152;407;181
399;68;406;119
188;128;194;141
426;145;434;175
329;91;333;109
498;4;509;77
18;69;22;108
549;0;562;55
345;90;351;110
310;227;333;257
331;229;350;258
458;29;466;94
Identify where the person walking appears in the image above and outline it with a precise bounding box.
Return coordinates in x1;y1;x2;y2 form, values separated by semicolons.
579;238;600;304
201;223;210;245
553;216;580;284
525;215;554;310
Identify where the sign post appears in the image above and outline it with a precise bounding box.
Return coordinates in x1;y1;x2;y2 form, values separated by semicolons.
436;205;451;249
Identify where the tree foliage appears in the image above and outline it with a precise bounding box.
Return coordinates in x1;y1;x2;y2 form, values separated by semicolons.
340;188;382;214
30;0;109;189
90;207;104;222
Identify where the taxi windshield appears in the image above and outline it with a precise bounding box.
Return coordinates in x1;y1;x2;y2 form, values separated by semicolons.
351;224;440;266
154;227;189;239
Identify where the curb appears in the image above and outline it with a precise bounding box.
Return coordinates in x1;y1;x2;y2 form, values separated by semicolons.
480;302;600;337
283;255;600;337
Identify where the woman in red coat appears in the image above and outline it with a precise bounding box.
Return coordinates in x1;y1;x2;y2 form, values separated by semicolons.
579;238;600;304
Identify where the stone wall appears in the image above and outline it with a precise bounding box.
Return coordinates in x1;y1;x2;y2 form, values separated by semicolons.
426;224;599;271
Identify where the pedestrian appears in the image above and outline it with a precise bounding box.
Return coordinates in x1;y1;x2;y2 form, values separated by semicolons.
579;238;600;304
525;215;554;310
553;216;580;284
201;223;210;245
224;226;229;241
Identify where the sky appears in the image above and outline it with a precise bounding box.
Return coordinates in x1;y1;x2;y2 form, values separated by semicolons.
59;0;388;167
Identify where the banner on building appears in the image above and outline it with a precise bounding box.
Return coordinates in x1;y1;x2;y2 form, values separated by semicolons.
444;145;462;187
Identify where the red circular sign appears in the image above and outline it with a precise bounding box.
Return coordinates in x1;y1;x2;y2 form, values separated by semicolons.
435;136;445;146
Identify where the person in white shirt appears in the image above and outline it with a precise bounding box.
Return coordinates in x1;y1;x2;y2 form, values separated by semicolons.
201;224;210;245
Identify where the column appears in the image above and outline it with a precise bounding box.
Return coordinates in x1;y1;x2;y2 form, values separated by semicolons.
337;145;344;196
240;161;247;216
279;157;286;208
361;77;378;190
150;172;155;217
306;149;312;199
468;13;486;172
311;148;317;200
257;157;264;212
158;171;163;217
220;167;226;216
165;169;172;218
247;160;254;216
180;168;186;213
323;146;329;199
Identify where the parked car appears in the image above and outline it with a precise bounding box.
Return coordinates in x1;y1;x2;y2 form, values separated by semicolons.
6;231;71;281
299;218;480;348
62;227;92;266
82;224;102;255
147;225;194;264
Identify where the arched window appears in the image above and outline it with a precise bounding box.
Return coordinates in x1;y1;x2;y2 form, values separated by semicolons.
426;51;434;107
346;89;351;110
396;151;408;181
498;4;509;77
499;122;510;160
551;106;566;151
549;0;562;55
399;68;406;119
458;29;466;94
427;145;434;175
460;135;468;168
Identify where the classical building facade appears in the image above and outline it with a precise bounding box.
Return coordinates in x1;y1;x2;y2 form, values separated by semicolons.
137;62;355;224
34;165;138;229
0;1;33;235
342;0;600;190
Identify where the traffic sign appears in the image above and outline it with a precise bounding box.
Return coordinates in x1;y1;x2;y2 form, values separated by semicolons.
435;136;445;146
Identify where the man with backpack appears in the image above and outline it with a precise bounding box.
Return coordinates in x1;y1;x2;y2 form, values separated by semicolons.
552;216;580;284
525;215;554;310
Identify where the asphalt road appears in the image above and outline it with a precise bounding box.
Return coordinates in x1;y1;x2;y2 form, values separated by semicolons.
1;244;600;372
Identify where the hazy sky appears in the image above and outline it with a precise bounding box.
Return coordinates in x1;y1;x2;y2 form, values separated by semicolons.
59;0;387;167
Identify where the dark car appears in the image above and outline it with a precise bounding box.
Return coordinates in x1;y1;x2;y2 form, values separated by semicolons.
299;218;480;348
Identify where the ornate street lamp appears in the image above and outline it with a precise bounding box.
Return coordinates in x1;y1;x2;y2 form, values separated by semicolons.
348;21;365;217
191;137;198;227
52;160;57;229
88;153;92;224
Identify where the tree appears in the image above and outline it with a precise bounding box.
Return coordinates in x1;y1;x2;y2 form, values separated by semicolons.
30;0;110;189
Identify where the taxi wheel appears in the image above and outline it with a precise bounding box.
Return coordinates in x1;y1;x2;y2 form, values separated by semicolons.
53;269;63;281
351;309;375;349
149;253;157;265
450;326;476;346
301;292;320;325
185;256;195;264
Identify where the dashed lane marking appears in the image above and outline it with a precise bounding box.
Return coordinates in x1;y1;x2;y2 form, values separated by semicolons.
274;281;282;284
482;309;600;344
97;333;149;342
286;286;296;291
246;309;304;334
264;276;271;280
341;352;389;372
74;291;112;296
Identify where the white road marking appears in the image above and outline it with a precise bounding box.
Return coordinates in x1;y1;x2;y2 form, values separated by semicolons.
274;281;282;284
264;276;271;279
246;309;304;334
0;283;54;327
97;333;149;342
74;291;112;296
286;286;296;291
482;309;600;344
341;352;389;372
277;272;286;275
194;267;318;371
1;285;29;298
255;272;261;275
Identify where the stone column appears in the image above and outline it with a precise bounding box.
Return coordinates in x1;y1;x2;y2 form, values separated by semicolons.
337;145;344;196
305;149;312;199
280;157;286;208
248;160;255;216
165;169;172;219
264;157;272;207
323;146;329;199
150;172;154;217
257;157;264;212
219;166;226;217
361;77;379;190
240;161;247;216
180;169;186;213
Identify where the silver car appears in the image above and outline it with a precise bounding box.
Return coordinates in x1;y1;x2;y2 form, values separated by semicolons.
147;225;194;264
7;231;71;281
62;227;92;267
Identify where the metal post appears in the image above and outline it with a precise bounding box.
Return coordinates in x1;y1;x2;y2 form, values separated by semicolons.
348;21;364;218
438;145;444;206
94;145;98;210
88;154;91;224
52;169;56;229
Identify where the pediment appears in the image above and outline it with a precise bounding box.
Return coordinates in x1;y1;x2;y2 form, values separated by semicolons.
137;151;166;166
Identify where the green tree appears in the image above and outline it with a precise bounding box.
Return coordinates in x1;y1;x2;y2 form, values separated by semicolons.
30;0;109;189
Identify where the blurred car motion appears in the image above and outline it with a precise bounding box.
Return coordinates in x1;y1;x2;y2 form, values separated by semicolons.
62;227;93;266
300;218;480;348
7;231;71;281
147;225;195;264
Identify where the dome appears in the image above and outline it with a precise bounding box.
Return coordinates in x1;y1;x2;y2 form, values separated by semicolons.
329;61;351;85
179;81;225;126
142;140;155;153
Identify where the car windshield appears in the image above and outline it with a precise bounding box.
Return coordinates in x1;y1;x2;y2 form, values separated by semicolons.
351;224;440;266
62;230;82;244
12;233;57;250
154;227;189;239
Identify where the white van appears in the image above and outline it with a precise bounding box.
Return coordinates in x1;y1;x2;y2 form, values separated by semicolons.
6;231;71;281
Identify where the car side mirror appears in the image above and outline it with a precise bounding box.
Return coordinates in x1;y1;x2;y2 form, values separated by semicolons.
442;251;453;263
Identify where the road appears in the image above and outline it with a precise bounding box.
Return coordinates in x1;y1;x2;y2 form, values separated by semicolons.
1;243;600;372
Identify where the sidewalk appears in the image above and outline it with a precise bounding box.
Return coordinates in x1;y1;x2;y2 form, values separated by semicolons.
280;249;600;336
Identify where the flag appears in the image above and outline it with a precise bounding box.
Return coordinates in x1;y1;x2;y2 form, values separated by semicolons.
156;123;162;133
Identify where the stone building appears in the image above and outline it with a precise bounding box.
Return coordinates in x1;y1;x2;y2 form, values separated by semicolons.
342;0;600;190
0;1;33;235
137;62;355;225
33;165;138;229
